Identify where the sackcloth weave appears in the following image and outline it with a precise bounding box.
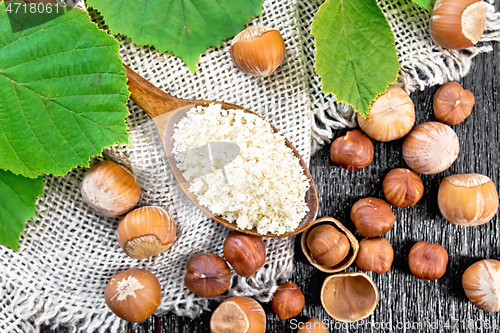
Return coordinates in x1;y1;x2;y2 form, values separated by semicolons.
1;0;499;332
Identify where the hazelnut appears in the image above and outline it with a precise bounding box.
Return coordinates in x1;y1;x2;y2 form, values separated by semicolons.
408;241;448;280
355;237;394;274
438;173;498;226
306;224;350;267
402;122;459;174
357;86;415;142
104;268;161;322
223;231;266;277
433;82;475;125
210;296;266;333
301;217;359;273
230;25;286;77
462;259;500;312
350;198;395;237
382;168;424;208
298;318;329;333
430;0;486;50
184;253;231;298
321;272;379;322
81;160;141;217
271;281;305;320
117;206;176;259
330;129;374;170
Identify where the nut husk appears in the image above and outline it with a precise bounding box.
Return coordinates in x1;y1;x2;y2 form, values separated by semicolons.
301;216;359;273
320;272;379;322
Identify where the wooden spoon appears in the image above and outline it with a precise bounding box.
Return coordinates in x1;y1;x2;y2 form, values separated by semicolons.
124;64;318;237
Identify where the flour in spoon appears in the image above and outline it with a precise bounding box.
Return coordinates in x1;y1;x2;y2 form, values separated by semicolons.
172;104;310;235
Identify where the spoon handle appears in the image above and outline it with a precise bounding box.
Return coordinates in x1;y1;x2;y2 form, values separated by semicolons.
123;64;192;118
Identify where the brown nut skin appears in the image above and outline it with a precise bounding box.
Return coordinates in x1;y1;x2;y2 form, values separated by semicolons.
383;168;424;208
357;86;415;142
117;206;176;259
104;268;161;323
297;318;329;333
271;281;305;320
223;231;266;277
184;253;231;298
408;241;448;280
402;122;459;174
230;25;286;77
433;82;475;125
355;237;394;274
330;129;374;171
81;160;141;218
438;173;498;226
210;296;266;333
430;0;486;50
306;224;350;267
462;259;500;312
350;198;395;237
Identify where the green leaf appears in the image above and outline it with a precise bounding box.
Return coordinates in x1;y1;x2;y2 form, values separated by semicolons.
0;169;44;251
0;3;130;179
311;0;400;117
86;0;263;73
410;0;433;11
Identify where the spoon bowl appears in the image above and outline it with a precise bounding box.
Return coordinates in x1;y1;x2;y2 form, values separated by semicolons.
124;64;318;237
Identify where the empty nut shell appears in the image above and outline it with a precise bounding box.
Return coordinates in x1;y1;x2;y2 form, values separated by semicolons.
408;241;448;280
321;272;379;322
402;122;459;174
383;168;424;208
330;129;374;170
355;237;394;274
438;173;499;226
433;82;475;125
462;259;500;312
350;198;395;237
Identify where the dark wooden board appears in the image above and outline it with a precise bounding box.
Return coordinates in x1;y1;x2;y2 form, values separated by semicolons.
42;22;500;333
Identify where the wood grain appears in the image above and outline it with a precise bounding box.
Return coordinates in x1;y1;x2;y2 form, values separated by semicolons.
43;23;499;333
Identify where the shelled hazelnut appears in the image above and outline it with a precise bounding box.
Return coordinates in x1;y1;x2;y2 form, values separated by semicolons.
306;224;350;267
355;237;394;274
271;281;305;320
433;82;475;125
81;160;141;218
184;253;231;298
383;168;424;208
350;198;395;237
330;129;374;170
408;241;448;280
223;231;266;277
298;318;329;333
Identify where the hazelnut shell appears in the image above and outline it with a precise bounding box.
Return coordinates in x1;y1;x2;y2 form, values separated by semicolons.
330;129;374;171
210;296;266;333
462;259;500;312
402;122;459;174
297;318;329;333
438;173;498;226
301;216;359;273
320;272;379;322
